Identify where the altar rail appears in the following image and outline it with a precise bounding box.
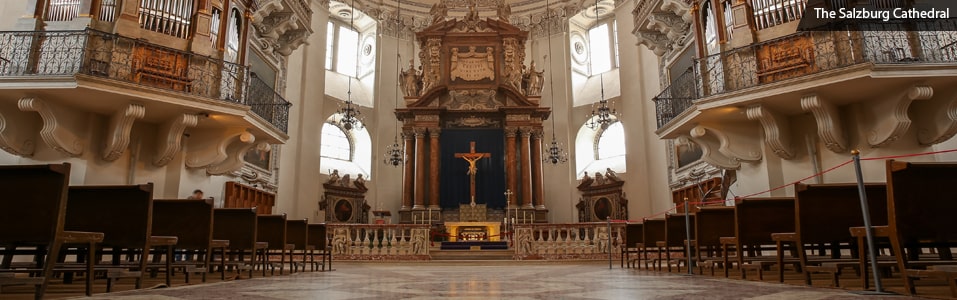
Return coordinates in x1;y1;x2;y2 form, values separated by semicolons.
513;223;625;260
327;224;431;260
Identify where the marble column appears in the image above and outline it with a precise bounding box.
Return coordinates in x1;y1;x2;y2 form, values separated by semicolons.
531;129;545;209
402;131;414;210
505;128;518;208
414;129;427;210
520;128;533;208
428;128;441;209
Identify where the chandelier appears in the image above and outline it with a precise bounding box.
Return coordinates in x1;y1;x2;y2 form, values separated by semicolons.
384;135;405;166
383;0;407;167
584;98;618;130
543;0;568;165
584;0;619;131
338;0;364;131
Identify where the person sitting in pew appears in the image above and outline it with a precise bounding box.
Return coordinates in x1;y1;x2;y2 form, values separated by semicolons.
188;189;205;200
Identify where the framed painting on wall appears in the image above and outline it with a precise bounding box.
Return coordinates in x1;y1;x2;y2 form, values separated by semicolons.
245;145;272;171
675;141;703;169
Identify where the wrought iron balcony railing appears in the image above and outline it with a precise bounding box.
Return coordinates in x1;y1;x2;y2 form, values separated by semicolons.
652;21;957;129
0;29;291;133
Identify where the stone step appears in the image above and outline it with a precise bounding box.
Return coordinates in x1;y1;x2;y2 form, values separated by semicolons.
430;249;515;261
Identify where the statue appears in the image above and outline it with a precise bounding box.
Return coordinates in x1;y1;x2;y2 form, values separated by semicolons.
326;169;340;184
339;173;351;187
331;227;349;253
465;0;479;22
577;172;593;189
497;3;512;22
354;174;367;191
525;60;545;96
400;59;421;97
594;172;606;186
429;2;448;24
605;168;621;182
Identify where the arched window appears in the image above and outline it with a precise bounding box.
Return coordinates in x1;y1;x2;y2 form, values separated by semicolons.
596;121;626;159
320;123;351;161
575;117;626;177
319;113;372;178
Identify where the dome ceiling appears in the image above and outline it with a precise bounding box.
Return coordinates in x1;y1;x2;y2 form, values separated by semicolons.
325;0;617;33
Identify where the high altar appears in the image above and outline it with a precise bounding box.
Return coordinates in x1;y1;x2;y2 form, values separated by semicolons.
397;2;549;225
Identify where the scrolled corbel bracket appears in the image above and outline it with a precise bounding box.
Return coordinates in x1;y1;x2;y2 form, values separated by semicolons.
207;137;262;176
863;85;933;148
914;89;957;146
185;128;252;169
0;102;39;157
17;97;84;157
688;123;762;170
153;113;199;167
102;104;146;161
746;104;795;159
800;94;847;153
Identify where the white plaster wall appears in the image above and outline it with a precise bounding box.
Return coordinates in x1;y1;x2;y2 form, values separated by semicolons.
0;1;28;30
276;2;330;221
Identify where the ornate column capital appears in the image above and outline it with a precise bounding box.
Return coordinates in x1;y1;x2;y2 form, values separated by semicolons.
429;127;442;137
505;127;519;138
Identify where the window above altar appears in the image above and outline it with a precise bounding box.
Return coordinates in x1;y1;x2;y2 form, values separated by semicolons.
320;113;372;179
324;2;378;108
568;1;622;107
575;116;626;178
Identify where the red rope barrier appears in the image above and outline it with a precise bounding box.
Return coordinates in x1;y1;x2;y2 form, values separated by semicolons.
736;159;854;200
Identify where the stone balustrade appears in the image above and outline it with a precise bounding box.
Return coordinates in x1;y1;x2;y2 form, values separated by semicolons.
513;222;625;260
327;224;431;260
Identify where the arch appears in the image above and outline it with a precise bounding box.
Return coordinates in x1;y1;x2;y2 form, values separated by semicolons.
319;113;372;179
575;117;626;177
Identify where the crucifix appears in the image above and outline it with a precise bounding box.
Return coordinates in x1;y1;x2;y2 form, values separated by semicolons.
455;141;491;207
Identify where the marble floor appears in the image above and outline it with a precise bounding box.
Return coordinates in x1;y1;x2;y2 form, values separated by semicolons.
73;261;921;300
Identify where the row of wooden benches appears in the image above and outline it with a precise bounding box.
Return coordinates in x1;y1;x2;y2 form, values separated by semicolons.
620;160;957;297
0;163;332;300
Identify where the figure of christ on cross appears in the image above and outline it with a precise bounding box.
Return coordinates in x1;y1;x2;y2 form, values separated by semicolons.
455;141;491;207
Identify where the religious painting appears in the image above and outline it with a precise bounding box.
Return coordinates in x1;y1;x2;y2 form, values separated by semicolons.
593;197;612;221
245;145;272;171
675;141;703;169
334;199;353;222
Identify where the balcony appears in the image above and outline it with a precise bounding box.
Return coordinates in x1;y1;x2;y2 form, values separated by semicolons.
653;22;957;131
0;29;291;134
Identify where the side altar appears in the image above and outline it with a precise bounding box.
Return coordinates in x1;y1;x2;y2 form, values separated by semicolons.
396;2;550;226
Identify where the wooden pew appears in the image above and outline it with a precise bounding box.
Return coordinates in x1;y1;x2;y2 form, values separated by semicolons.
878;160;957;295
772;183;888;287
662;213;695;272
694;206;735;276
0;163;103;299
641;218;666;270
724;197;795;280
212;208;262;279
151;199;229;283
622;223;643;268
306;224;331;272
65;184;160;292
256;214;292;276
285;219;308;272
